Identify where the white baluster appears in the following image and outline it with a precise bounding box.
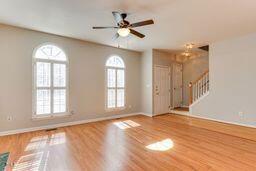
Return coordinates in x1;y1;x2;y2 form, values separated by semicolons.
197;82;199;100
205;74;207;93
203;75;206;94
199;81;201;98
193;84;195;102
196;82;198;100
207;73;209;92
201;79;203;96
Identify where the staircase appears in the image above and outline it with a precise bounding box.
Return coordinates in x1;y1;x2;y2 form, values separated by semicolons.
189;70;209;105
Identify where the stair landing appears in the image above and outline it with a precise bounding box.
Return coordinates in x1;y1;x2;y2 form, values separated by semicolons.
170;107;189;115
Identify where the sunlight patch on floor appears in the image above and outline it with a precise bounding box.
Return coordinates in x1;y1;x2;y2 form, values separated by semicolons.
25;136;48;151
49;132;66;146
113;120;141;129
146;139;174;151
13;152;45;171
14;132;66;171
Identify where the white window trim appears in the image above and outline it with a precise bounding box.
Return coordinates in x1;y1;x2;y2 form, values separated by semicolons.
105;60;126;111
32;43;70;119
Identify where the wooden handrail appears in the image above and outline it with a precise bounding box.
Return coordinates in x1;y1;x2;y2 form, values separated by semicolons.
192;70;209;85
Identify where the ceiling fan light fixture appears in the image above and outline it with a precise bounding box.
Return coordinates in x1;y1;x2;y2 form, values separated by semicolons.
185;43;194;49
117;28;130;37
182;51;191;57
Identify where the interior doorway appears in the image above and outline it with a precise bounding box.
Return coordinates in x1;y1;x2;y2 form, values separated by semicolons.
172;63;183;108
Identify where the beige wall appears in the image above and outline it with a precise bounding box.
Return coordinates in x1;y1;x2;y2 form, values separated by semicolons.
0;24;142;132
141;50;153;114
153;50;176;66
182;55;209;106
191;33;256;127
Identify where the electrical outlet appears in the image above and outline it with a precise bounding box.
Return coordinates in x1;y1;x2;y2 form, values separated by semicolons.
238;112;243;117
7;116;13;121
129;105;132;109
70;111;75;115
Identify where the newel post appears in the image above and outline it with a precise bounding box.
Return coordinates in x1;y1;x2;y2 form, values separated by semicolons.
189;82;193;105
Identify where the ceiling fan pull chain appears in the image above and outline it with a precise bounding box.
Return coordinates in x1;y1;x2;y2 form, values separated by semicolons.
126;37;129;49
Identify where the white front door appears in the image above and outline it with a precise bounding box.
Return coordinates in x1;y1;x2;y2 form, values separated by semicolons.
172;63;183;108
154;66;170;115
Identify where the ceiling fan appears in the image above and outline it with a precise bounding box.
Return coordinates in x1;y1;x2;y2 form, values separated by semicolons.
92;12;154;39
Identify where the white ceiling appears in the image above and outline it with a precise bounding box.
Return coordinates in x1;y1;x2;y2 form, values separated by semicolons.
0;0;256;52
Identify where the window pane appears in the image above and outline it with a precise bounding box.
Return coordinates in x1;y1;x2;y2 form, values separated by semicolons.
35;45;66;61
35;48;49;59
37;90;51;114
117;89;125;107
50;46;66;61
54;89;66;113
107;69;116;88
106;56;125;68
54;64;66;87
107;89;116;108
36;62;51;87
117;69;125;88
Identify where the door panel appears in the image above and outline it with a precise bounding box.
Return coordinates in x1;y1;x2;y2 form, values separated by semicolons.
154;66;170;115
173;63;183;108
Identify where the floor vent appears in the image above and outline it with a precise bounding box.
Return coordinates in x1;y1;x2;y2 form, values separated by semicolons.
45;128;58;132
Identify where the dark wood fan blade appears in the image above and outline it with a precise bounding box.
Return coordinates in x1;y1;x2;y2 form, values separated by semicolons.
130;20;154;28
130;29;145;38
112;12;123;24
92;26;118;29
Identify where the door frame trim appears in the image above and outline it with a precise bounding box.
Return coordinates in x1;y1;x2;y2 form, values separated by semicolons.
172;63;183;108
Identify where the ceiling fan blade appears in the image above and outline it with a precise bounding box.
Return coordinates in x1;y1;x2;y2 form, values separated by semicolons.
130;29;145;38
112;12;123;24
130;19;154;28
92;26;118;29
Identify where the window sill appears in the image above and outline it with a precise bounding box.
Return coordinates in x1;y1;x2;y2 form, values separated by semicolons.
32;112;73;121
105;107;126;112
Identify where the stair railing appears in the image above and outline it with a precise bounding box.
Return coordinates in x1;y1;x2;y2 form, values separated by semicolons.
189;70;209;105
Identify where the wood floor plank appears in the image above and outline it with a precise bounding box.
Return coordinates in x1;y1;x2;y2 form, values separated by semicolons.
1;114;256;171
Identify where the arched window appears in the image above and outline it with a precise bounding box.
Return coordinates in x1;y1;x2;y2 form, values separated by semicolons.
33;44;68;117
106;56;125;109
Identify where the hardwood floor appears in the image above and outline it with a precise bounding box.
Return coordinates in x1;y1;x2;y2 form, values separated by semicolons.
1;114;256;171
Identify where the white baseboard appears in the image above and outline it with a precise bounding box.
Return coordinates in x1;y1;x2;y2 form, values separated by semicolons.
174;112;256;129
0;112;147;137
140;113;153;117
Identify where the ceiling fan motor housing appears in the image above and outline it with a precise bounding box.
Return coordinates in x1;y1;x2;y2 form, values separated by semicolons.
118;20;130;28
